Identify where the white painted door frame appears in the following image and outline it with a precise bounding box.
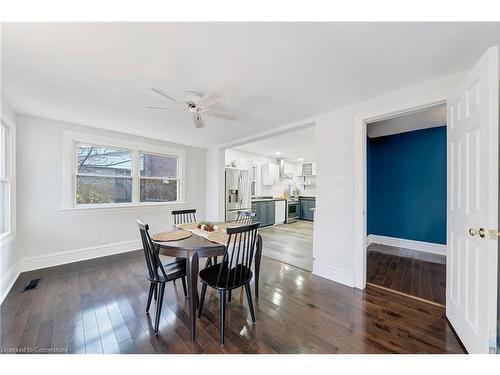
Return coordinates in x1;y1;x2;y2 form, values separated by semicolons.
353;100;448;289
353;47;499;353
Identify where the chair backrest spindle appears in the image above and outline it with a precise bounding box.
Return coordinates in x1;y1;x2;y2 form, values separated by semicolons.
216;222;260;289
172;209;197;226
235;210;256;224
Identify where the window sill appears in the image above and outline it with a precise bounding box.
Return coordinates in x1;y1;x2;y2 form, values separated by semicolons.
59;202;188;215
0;231;16;246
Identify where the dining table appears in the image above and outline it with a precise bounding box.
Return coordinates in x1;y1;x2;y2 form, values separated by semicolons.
152;223;262;341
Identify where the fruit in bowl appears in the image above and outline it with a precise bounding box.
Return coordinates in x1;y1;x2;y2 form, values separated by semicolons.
197;223;219;232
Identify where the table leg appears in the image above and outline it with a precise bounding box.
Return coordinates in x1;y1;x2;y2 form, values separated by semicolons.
186;252;199;341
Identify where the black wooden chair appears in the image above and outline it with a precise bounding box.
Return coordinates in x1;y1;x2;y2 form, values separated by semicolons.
171;209;200;280
137;220;188;334
172;208;197;225
235;210;257;224
197;222;260;345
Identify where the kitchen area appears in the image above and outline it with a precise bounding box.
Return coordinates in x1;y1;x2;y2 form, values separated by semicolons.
224;126;316;271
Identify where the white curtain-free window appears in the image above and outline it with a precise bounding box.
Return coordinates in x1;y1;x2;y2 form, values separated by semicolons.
139;153;179;203
0;123;11;234
72;139;182;208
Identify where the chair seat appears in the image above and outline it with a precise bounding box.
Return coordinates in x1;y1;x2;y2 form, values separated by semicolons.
146;259;186;283
199;263;253;290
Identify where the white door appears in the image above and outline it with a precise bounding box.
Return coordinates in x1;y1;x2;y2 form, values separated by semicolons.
447;46;498;353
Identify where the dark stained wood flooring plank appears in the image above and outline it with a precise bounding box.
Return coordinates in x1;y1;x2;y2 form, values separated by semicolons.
367;250;446;306
1;249;460;354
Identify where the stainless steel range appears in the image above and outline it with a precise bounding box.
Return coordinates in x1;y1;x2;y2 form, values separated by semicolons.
286;200;299;223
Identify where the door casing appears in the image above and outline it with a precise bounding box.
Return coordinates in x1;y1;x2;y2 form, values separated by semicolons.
354;101;448;290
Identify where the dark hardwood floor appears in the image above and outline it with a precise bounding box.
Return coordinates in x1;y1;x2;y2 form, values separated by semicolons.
367;250;446;306
1;251;462;354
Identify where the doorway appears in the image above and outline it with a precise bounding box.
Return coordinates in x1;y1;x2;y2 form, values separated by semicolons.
364;104;447;305
221;124;316;271
352;46;498;353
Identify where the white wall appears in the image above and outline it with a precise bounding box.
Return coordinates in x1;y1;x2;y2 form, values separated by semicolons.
224;148;316;197
315;72;462;288
15;115;207;272
1;97;18;303
207;72;464;289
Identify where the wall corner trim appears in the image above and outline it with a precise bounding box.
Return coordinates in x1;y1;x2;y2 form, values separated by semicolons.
366;234;446;256
1;261;20;305
312;261;355;288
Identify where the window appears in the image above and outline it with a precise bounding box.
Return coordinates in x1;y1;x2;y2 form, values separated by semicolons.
139;153;179;203
72;140;182;207
76;144;133;204
0;122;11;234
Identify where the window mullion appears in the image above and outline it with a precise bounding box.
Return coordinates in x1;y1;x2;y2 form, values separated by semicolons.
132;149;139;204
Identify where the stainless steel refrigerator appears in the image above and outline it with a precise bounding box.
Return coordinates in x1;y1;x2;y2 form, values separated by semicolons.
225;168;251;222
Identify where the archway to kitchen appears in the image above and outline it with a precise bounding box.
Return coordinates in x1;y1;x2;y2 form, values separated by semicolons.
221;123;316;271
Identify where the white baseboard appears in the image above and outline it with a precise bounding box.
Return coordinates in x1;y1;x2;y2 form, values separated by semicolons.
19;239;142;273
367;234;446;256
1;261;20;304
312;261;355;287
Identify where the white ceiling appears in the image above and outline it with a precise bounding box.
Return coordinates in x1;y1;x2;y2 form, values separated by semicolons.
234;126;316;162
367;103;447;138
1;22;498;147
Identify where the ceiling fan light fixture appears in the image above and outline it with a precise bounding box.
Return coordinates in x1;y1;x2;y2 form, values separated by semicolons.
148;86;238;129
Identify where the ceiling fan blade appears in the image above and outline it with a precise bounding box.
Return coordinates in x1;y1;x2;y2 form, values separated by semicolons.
192;113;205;129
203;109;238;121
197;92;221;108
149;87;185;105
146;106;180;111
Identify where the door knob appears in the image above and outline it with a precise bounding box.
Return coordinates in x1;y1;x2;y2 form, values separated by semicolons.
478;228;486;238
469;228;476;236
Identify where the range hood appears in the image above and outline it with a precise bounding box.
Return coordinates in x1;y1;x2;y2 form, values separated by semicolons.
278;159;292;179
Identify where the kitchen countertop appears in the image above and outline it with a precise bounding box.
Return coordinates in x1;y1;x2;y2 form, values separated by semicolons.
251;197;288;202
298;196;316;199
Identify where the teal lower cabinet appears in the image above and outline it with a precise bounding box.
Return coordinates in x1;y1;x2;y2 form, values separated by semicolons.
251;200;276;227
251;203;262;224
298;198;315;221
266;201;275;225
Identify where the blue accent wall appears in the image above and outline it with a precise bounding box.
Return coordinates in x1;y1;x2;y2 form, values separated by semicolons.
367;126;447;244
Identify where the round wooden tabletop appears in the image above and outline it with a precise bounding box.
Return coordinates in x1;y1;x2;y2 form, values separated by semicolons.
152;227;226;258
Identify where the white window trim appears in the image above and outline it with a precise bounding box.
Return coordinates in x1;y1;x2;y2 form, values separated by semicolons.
62;130;186;212
0;117;16;242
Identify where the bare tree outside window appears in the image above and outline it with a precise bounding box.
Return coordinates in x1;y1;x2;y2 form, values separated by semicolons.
74;144;180;206
76;144;132;204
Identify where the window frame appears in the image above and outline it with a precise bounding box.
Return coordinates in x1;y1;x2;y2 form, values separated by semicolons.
138;151;180;204
0;118;14;240
63;131;186;211
74;142;134;207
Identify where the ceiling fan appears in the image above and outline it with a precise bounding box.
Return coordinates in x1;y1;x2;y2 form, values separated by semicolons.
147;87;238;129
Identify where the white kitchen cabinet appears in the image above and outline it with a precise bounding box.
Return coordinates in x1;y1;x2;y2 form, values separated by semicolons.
234;158;253;171
261;163;279;185
274;200;286;224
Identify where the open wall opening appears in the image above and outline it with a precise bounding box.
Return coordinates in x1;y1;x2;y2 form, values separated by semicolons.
223;124;316;271
365;104;447;305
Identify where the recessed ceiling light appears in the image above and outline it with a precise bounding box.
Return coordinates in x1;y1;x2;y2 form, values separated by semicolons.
298;158;304;162
275;151;281;155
